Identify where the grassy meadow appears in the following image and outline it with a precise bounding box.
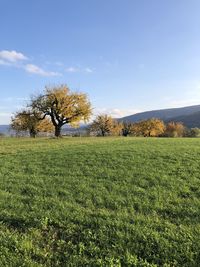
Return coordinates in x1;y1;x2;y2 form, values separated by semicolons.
0;137;200;266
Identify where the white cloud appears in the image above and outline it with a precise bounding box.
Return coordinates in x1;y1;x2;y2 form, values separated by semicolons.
84;67;93;73
66;66;93;73
0;50;28;63
25;64;61;77
66;67;79;73
0;50;61;77
0;50;93;77
45;61;64;67
94;108;141;118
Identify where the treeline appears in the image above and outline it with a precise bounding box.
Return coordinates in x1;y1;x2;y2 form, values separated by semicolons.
8;84;200;138
89;115;200;138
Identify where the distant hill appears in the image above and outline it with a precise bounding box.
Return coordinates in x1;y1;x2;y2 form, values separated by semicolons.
165;111;200;128
0;125;10;135
119;105;200;128
0;124;87;136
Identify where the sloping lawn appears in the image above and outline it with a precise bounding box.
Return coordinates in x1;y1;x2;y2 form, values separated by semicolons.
0;137;200;266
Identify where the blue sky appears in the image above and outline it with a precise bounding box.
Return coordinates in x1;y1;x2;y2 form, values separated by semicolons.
1;0;200;124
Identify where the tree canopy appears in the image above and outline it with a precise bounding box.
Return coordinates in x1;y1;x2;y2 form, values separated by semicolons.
31;85;92;137
90;115;114;136
11;110;53;137
90;115;122;136
165;122;185;137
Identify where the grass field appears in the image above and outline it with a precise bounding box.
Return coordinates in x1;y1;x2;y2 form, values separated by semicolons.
0;137;200;266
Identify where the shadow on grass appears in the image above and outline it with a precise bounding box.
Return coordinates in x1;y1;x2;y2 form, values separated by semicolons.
0;216;37;232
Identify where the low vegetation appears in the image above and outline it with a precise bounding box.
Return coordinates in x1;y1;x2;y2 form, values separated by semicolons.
0;137;200;266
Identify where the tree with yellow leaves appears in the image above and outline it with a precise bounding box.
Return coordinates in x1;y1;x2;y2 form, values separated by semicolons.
90;115;114;136
31;85;92;137
90;115;123;136
11;110;54;137
110;120;123;136
165;122;185;137
131;118;165;137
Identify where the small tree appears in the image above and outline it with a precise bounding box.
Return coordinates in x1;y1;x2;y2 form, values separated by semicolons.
90;114;114;136
131;118;165;137
141;118;165;137
131;122;143;136
31;85;92;137
165;122;185;137
188;128;200;137
122;122;133;136
11;110;38;138
11;110;53;137
110;120;123;136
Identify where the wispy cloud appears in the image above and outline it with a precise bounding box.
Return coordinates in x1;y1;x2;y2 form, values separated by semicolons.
84;67;93;73
66;67;79;73
25;64;61;77
0;50;28;64
66;66;93;73
0;50;61;76
94;108;141;118
45;61;64;67
0;50;93;77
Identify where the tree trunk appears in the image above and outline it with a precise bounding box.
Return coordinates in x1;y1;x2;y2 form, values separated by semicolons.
55;125;62;137
29;128;36;138
122;130;128;137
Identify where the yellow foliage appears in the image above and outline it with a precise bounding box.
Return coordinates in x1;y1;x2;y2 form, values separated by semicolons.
90;115;114;136
110;121;123;136
90;115;123;136
131;119;165;137
45;85;92;124
165;122;185;137
11;110;54;137
31;85;92;137
36;118;54;133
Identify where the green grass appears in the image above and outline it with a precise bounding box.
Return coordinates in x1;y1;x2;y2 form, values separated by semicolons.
0;137;200;266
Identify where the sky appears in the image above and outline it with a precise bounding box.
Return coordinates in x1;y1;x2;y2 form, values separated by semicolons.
1;0;200;124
